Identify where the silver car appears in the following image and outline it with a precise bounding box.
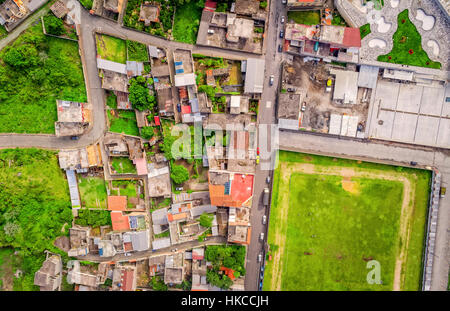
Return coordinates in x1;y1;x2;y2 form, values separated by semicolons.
281;16;285;24
262;215;267;225
258;253;262;262
260;232;265;241
269;75;274;86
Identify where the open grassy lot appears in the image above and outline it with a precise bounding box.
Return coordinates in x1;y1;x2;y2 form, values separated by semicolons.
127;40;149;62
0;149;72;290
263;151;430;291
111;157;137;174
111;180;143;208
378;10;441;69
108;110;140;136
0;22;86;134
78;176;108;209
172;1;203;44
96;34;127;64
360;23;371;39
287;10;320;25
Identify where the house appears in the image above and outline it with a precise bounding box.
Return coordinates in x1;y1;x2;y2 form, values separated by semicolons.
244;58;265;94
139;2;160;26
68;226;90;256
55;100;90;137
152;207;169;235
123;230;150;252
192;248;205;261
149;255;166;276
134;157;148;176
329;68;359;105
0;0;47;31
34;254;62;291
98;239;117;257
50;0;68;19
286;0;324;9
147;157;172;198
67;260;99;288
126;61;145;77
111;211;130;231
228;206;251;245
164;253;184;285
208;171;254;208
112;266;137;291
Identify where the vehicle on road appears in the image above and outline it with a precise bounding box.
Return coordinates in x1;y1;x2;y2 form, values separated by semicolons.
269;75;274;86
278;44;282;52
281;0;286;4
260;232;264;241
259;281;263;291
410;161;418;166
260;265;265;272
124;253;131;257
177;103;181;112
262;215;267;225
71;136;79;140
256;155;260;164
280;16;285;24
266;176;271;184
279;30;284;38
207;29;215;34
326;78;333;92
440;187;446;198
258;253;262;262
263;187;270;206
257;147;260;155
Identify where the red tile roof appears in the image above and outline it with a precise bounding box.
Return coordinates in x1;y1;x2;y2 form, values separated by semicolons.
107;196;127;211
120;269;135;291
111;212;130;231
343;27;361;48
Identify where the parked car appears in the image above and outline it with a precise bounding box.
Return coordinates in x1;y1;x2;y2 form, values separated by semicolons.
260;265;265;272
258;253;262;262
278;44;282;52
124;253;131;257
440;187;446;198
287;87;296;92
269;75;274;86
266;176;271;184
256;155;260;164
301;103;306;112
282;0;287;4
207;29;215;34
177;103;181;112
279;30;284;38
257;147;260;155
260;232;264;241
259;281;263;291
410;161;418;166
280;16;285;24
175;186;183;191
263;188;270;206
262;215;267;225
71;136;79;140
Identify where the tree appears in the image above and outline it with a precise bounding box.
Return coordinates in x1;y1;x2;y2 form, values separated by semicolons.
170;164;189;184
3;44;40;68
150;276;168;291
140;126;155;140
199;213;213;228
44;14;65;36
128;77;156;111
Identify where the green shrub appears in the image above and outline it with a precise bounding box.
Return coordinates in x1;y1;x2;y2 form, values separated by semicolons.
170;164;189;184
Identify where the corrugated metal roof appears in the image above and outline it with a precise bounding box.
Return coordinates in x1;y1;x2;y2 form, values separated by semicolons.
244;58;265;93
152;237;171;250
97;58;127;75
66;170;81;208
358;65;379;89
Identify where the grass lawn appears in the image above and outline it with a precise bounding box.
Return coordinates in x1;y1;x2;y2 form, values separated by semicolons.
111;157;137;174
378;10;441;69
127;40;149;62
79;0;93;10
287;10;320;25
96;34;127;64
360;23;371;39
0;22;87;134
78;176;108;209
172;2;203;44
263;151;431;291
108;110;140;136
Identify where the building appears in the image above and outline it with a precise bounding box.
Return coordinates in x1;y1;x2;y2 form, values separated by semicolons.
123;230;150;252
286;0;324;9
284;23;361;63
50;0;68;19
243;58;265;93
55;100;91;137
34;253;62;291
139;2;160;26
68;226;90;256
67;260;99;289
107;196;127;211
112;266;137;291
208;171;254;208
0;0;47;31
329;69;359;104
164;253;184;285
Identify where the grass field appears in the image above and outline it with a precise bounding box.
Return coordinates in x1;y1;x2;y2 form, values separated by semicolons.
78;176;108;209
0;22;86;133
172;2;203;44
360;23;371;39
108;110;140;136
111;157;137;174
96;34;127;64
111;180;141;208
378;10;441;69
263;151;430;291
287;11;320;25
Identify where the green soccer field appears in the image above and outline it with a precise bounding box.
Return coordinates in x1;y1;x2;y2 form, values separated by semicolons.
263;151;430;291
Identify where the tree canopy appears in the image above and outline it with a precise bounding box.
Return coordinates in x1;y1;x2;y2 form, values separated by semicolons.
170;164;189;184
128;76;156;111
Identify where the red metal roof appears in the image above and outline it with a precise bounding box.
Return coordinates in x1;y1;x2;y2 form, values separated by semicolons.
154;116;160;126
343;27;361;48
111;212;130;231
181;105;191;114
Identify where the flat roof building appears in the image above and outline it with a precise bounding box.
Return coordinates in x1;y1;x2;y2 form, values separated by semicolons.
244;58;265;93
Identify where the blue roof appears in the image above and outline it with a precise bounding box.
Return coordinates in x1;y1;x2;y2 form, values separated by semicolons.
175;61;183;66
176;69;184;74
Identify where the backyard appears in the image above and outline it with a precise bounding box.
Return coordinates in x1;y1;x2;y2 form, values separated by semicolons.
110;157;137;174
172;1;204;44
0;22;87;133
108;110;140;136
78;176;108;209
110;180;144;208
377;9;441;69
263;151;430;291
96;34;127;64
127;40;149;62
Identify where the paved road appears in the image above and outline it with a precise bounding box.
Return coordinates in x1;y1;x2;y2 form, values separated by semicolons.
278;130;450;291
77;236;227;263
244;0;286;291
